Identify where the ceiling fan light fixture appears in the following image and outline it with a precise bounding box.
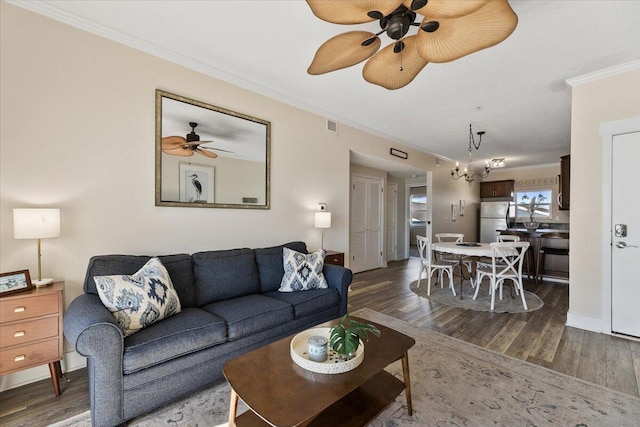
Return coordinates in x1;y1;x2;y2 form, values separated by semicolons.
421;21;440;32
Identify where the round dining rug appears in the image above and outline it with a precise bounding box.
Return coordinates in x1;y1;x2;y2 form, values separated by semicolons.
409;278;543;313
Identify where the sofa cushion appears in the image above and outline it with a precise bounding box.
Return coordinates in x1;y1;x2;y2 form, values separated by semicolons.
255;241;308;293
193;248;260;306
84;254;196;308
94;257;182;337
264;288;339;318
122;307;227;374
279;248;328;292
201;294;293;341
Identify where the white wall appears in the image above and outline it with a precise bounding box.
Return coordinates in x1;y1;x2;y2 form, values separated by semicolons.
0;3;480;388
567;67;640;328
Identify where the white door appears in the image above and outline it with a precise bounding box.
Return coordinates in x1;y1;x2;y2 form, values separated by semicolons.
386;183;398;262
611;131;640;338
351;175;383;273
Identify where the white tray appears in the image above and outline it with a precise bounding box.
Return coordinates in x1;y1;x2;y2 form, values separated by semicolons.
290;327;364;374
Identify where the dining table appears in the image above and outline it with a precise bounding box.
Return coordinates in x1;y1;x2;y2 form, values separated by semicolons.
431;242;495;299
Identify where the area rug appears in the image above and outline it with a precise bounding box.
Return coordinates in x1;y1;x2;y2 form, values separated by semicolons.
409;278;544;313
49;308;639;427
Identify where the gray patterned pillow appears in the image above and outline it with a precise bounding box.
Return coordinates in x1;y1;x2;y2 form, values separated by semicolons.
278;248;328;292
94;257;182;336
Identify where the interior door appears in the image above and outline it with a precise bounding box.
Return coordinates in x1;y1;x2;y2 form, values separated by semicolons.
611;131;640;338
350;175;383;273
386;183;398;262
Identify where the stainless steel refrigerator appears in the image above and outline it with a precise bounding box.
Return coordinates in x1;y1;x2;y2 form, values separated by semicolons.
479;201;510;243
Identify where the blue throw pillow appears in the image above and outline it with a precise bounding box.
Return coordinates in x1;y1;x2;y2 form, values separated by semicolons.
279;248;328;292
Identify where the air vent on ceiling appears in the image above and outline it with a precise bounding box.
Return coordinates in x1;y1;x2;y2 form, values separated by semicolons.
326;119;338;134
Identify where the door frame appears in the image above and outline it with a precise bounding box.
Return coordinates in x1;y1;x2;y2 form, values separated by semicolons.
600;116;640;335
404;172;431;258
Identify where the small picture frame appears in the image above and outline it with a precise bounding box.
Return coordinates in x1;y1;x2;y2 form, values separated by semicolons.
390;148;408;160
0;270;33;297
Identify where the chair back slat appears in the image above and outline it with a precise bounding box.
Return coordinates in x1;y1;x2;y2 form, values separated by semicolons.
436;233;464;243
490;241;530;279
416;235;432;265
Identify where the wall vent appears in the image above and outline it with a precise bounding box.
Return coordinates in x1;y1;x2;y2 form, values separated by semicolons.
326;119;338;134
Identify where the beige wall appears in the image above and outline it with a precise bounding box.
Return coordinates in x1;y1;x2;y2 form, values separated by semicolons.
568;68;640;325
0;4;478;319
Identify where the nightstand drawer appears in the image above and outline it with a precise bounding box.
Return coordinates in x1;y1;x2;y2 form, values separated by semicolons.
0;317;59;349
0;293;58;323
324;252;345;267
0;338;59;375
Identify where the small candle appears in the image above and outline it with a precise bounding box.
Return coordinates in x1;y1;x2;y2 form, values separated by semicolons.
307;335;328;362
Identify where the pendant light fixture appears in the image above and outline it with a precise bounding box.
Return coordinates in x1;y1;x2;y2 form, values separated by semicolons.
451;124;490;183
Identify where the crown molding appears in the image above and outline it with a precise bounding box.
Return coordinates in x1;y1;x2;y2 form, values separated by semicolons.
566;59;640;87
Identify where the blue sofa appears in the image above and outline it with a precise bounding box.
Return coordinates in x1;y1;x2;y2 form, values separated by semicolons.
63;242;351;427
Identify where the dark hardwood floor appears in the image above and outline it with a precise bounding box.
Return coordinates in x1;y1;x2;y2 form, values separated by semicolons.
2;257;639;426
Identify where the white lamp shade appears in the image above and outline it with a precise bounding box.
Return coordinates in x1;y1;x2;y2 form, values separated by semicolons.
13;208;61;239
314;211;332;229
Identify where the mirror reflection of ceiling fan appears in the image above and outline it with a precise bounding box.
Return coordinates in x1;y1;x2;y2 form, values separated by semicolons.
162;122;233;159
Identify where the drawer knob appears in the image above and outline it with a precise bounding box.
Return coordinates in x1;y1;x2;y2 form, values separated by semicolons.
14;331;25;338
14;355;26;362
14;306;26;313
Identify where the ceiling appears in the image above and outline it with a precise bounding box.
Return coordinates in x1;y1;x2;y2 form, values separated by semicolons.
14;1;640;173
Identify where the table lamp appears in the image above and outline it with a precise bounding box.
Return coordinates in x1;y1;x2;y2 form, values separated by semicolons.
13;208;61;287
314;203;331;250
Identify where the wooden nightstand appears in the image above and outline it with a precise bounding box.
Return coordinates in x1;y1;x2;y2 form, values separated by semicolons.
0;282;64;396
324;250;345;267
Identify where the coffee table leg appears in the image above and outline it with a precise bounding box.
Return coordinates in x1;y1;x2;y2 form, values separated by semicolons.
401;351;413;416
228;388;239;427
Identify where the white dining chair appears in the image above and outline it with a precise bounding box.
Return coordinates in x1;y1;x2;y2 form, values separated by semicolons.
476;234;520;269
474;241;530;311
416;235;455;297
435;233;474;286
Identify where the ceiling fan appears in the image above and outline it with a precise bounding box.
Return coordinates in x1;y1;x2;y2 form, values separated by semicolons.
162;122;233;159
306;0;518;90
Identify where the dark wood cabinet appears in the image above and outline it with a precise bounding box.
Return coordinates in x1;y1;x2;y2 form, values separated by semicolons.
324;250;345;267
480;180;514;199
559;155;570;210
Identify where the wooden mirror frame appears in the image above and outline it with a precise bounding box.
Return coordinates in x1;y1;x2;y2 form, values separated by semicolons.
155;90;270;209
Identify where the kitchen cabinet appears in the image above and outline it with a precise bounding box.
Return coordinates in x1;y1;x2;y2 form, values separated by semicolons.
559;155;570;210
480;180;514;199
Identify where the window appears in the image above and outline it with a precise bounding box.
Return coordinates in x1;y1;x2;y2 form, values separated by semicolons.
515;189;553;219
409;186;427;225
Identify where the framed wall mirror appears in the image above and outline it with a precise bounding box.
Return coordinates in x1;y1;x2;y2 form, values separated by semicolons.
155;90;270;209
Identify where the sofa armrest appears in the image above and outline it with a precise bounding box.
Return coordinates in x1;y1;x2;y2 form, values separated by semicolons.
63;294;126;427
323;264;352;316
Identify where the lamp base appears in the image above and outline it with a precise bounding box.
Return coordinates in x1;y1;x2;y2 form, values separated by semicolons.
33;278;54;287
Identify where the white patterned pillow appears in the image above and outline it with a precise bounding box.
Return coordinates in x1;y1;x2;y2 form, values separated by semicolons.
94;257;182;337
278;248;328;292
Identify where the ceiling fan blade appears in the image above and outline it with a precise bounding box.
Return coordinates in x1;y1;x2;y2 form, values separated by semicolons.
415;0;517;63
162;136;193;156
362;35;428;90
199;146;234;154
308;31;381;75
183;140;214;146
405;0;488;18
162;135;187;148
195;148;217;159
306;0;403;24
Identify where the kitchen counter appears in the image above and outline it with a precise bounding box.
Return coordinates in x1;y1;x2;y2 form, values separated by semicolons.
498;229;569;282
501;228;569;234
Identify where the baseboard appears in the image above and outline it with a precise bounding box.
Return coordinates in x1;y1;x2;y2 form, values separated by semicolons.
0;351;86;392
566;312;604;333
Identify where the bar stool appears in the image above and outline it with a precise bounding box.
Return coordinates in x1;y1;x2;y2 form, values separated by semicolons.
536;232;569;281
500;230;535;282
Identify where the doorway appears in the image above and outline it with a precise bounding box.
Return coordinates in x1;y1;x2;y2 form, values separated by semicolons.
601;116;640;338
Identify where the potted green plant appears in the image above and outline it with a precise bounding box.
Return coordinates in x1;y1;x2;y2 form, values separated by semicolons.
329;313;381;360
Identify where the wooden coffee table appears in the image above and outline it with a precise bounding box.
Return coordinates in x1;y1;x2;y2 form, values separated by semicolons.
223;317;415;427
